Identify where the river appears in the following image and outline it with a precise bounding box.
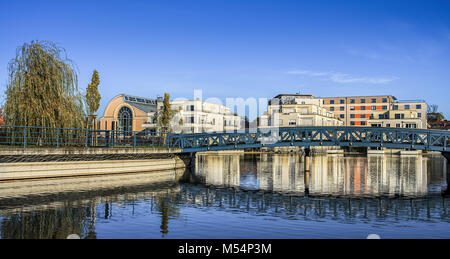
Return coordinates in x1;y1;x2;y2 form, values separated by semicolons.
0;153;449;239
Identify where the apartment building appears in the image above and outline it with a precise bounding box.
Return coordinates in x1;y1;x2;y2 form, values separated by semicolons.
321;95;427;128
367;110;424;129
163;100;241;133
260;94;344;127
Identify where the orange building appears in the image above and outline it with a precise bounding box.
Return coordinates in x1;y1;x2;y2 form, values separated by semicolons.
99;94;160;132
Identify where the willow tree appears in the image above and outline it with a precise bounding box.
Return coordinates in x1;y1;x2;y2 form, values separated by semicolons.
3;40;85;129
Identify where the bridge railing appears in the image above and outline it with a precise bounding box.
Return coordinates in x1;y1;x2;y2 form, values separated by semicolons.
0;125;169;148
166;126;450;152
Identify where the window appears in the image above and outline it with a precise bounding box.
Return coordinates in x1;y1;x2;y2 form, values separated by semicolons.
404;105;410;110
418;113;422;118
371;106;376;110
393;105;399;110
379;114;384;119
117;106;133;134
395;114;405;119
371;99;377;103
396;124;401;128
350;121;355;126
330;100;335;104
289;120;296;126
361;121;366;126
350;114;355;118
340;100;345;104
340;106;345;111
330;107;335;111
382;98;388;103
350;106;355;110
350;99;355;103
382;106;387;110
361;99;366;103
361;106;366;110
340;114;345;119
386;124;390;127
416;104;422;109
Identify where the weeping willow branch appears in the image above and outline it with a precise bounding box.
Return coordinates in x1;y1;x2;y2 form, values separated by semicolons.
4;40;86;129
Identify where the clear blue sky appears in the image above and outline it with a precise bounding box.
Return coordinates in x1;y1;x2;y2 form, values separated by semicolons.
1;0;450;119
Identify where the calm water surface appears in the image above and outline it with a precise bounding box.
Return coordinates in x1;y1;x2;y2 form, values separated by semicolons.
0;153;449;239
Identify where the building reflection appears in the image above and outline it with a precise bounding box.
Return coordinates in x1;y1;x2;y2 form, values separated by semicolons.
195;154;240;188
194;153;446;198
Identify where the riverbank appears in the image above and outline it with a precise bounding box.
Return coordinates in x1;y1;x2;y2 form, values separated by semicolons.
0;147;190;181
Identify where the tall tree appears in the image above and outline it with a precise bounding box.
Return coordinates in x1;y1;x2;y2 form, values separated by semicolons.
153;93;176;132
85;70;101;115
3;40;85;128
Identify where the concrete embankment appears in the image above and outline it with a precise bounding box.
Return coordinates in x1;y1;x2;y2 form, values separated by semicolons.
0;148;190;181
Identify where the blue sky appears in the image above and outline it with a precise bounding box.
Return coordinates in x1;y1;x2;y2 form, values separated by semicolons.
1;0;450;119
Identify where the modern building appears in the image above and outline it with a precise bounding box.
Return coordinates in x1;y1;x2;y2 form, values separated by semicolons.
259;94;344;127
321;95;427;128
155;100;242;133
367;110;424;129
99;94;161;132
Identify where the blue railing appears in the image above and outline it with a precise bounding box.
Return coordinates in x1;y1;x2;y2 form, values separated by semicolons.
0;125;169;148
167;126;450;152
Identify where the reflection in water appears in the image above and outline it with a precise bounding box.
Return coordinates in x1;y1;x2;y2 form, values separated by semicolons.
0;153;448;239
195;153;446;198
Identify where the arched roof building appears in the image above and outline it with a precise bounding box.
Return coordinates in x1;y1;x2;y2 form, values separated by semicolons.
99;94;160;132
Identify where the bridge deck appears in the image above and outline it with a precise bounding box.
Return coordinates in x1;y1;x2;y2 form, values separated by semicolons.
167;127;450;153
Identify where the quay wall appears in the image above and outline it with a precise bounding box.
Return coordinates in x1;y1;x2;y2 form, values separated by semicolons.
0;148;190;181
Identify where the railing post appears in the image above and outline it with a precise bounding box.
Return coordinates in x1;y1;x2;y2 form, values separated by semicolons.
133;132;137;148
85;129;89;148
166;133;170;149
106;130;110;147
23;127;26;148
56;128;60;148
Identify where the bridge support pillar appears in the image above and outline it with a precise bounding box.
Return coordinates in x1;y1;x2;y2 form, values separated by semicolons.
443;152;450;163
189;152;197;169
304;147;311;195
441;152;450;196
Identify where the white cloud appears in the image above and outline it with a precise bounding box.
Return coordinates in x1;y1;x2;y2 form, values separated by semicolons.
287;70;398;84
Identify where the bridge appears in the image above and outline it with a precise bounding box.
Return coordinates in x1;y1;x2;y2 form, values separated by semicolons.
167;126;450;159
1;125;449;159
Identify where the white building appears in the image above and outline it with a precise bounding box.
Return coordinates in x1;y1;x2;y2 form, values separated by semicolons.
144;100;242;133
259;94;344;127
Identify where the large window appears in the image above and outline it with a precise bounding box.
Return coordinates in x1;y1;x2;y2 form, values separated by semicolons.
118;106;133;134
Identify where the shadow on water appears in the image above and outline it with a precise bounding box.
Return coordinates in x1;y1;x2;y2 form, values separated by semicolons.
0;152;448;238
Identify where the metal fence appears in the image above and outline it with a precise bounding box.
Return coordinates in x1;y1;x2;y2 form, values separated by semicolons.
0;125;168;148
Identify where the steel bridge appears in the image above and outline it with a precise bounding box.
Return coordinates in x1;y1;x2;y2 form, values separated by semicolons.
167;127;450;157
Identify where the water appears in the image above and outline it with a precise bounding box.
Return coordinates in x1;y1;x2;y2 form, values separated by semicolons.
0;153;449;239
